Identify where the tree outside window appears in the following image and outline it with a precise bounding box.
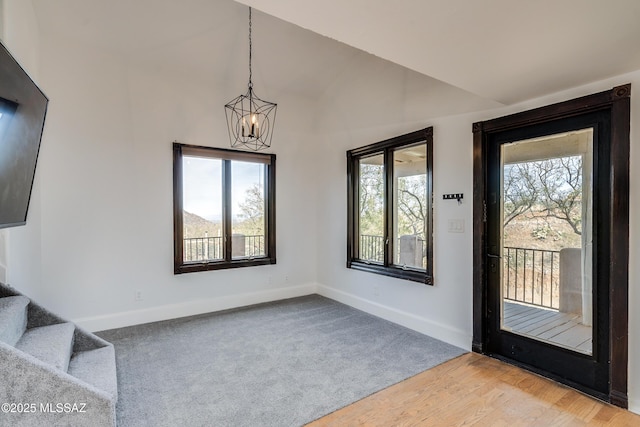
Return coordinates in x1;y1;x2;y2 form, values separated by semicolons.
173;143;276;274
347;128;433;285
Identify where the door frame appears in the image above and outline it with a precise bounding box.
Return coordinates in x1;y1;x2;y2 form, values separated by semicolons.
472;84;630;407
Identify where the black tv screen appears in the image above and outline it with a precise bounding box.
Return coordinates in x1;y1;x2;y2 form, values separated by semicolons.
0;41;48;229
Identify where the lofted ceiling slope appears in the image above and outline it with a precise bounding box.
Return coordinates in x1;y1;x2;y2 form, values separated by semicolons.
30;0;501;121
240;0;640;104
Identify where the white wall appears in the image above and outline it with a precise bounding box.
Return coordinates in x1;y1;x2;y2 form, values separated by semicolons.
0;0;44;299
314;68;640;412
314;119;475;349
17;31;318;331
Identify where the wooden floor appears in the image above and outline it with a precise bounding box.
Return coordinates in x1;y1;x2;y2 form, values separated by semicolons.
503;301;592;354
307;353;639;426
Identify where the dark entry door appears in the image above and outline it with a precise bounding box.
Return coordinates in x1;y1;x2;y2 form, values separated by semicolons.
473;86;630;406
484;110;611;398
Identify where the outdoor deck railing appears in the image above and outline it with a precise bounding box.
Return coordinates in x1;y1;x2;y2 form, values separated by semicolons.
357;238;560;309
503;246;560;310
359;235;427;267
360;235;385;263
184;235;265;262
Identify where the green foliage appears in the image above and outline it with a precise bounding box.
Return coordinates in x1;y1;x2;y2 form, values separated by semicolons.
359;163;385;236
504;156;583;236
234;184;265;236
397;175;427;238
358;163;426;239
184;184;266;240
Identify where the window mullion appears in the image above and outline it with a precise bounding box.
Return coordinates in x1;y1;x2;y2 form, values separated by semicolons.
223;159;232;262
384;148;394;267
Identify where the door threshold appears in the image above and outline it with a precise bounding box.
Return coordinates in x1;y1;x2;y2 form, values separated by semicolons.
485;352;612;405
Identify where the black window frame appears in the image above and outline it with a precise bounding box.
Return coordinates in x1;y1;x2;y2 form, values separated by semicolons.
347;127;434;285
173;143;276;274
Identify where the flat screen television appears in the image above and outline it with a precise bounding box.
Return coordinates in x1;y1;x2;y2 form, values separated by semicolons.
0;40;48;229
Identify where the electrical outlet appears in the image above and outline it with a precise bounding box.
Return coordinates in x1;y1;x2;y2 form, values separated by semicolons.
134;290;143;302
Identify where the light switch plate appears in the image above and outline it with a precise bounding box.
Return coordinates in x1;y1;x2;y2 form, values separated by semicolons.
448;219;465;233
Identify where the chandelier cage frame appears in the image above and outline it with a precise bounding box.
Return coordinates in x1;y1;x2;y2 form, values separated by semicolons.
224;7;277;151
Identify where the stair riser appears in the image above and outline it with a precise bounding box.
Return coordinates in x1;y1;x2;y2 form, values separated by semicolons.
15;323;76;373
68;345;118;401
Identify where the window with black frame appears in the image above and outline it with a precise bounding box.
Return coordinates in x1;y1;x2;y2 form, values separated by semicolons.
347;128;433;284
173;143;276;274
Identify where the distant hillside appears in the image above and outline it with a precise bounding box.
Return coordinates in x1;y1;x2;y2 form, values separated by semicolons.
183;211;221;239
504;210;581;251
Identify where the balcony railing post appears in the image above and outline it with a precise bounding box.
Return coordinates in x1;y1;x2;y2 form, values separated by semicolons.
359;235;384;263
503;246;560;311
558;248;582;315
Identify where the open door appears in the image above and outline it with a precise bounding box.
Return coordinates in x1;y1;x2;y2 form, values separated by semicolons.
473;85;630;406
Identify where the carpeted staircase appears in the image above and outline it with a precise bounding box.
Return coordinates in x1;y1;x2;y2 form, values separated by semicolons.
0;282;117;426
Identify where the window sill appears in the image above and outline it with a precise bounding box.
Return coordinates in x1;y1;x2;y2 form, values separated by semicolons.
347;260;433;285
175;257;276;274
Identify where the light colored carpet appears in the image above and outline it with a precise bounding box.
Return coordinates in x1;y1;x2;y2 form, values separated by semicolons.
97;295;466;426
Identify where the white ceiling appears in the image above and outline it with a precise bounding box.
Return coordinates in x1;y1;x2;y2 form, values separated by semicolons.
240;0;640;104
31;0;640;118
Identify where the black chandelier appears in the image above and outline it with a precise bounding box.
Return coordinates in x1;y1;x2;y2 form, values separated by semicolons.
225;7;277;151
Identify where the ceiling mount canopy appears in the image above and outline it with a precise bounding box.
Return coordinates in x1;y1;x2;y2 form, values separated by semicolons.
225;7;277;151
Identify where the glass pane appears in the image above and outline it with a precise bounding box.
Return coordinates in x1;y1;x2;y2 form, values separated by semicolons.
182;156;223;262
231;161;266;259
500;129;593;355
393;144;427;269
358;154;384;263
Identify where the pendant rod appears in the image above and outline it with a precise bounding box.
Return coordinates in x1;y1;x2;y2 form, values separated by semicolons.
248;7;253;89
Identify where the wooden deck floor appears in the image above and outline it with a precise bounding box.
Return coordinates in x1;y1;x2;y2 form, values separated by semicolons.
307;353;640;426
503;301;592;354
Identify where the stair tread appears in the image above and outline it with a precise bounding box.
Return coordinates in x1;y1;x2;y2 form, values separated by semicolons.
15;322;75;372
0;295;30;346
68;346;118;401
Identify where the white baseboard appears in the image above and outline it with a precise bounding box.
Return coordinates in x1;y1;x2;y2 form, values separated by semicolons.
74;283;317;332
629;398;640;415
317;283;471;350
77;281;471;349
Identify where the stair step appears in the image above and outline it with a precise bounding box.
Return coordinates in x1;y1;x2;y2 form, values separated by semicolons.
15;322;75;372
0;295;29;346
68;346;118;400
